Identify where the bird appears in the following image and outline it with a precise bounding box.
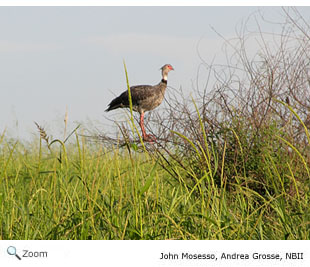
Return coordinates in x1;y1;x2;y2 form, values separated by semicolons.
106;64;174;142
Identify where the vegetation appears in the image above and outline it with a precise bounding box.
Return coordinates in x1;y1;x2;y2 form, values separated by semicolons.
1;8;310;239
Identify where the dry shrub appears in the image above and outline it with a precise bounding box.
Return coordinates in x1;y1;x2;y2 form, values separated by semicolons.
146;8;310;195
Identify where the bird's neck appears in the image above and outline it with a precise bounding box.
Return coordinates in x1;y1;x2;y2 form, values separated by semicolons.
161;78;167;84
161;69;169;81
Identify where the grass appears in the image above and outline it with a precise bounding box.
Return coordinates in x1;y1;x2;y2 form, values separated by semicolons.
0;111;309;240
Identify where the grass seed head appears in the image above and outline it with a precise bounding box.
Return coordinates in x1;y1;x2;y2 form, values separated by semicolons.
34;121;49;144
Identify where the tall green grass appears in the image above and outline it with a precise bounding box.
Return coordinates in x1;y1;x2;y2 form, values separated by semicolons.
0;100;309;240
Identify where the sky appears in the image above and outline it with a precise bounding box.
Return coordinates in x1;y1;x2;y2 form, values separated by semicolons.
1;6;310;141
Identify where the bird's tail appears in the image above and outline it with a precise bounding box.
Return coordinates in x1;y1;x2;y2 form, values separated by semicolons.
105;97;123;112
105;105;115;112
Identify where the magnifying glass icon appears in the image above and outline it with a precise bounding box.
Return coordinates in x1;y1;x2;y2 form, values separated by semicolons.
7;246;21;260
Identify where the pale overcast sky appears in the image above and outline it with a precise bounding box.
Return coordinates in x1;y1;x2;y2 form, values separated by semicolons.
1;7;310;141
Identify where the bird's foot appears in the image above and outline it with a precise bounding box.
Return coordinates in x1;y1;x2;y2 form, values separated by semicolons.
143;134;157;143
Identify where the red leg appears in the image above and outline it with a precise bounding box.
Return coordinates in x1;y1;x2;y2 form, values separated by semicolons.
139;112;156;142
139;112;147;139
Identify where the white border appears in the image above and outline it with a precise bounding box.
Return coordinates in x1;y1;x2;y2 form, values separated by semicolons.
0;0;309;7
1;240;310;267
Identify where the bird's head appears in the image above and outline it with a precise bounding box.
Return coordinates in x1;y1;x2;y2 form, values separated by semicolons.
160;64;174;80
161;64;174;71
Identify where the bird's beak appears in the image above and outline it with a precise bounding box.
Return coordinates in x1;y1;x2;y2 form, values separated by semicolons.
170;66;174;71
